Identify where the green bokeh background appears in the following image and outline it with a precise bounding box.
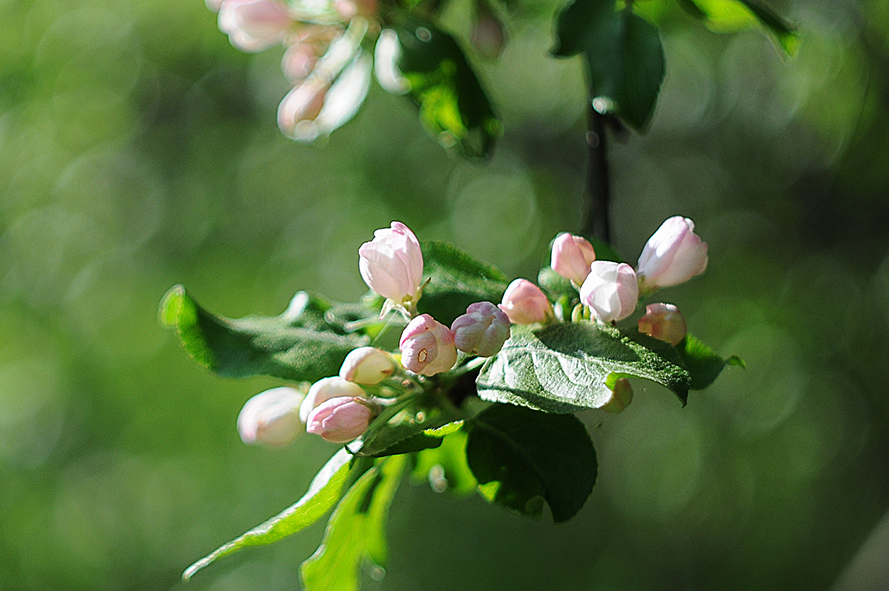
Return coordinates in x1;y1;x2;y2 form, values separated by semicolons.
2;0;889;589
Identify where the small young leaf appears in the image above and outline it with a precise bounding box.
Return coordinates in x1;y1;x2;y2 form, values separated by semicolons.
418;241;510;325
466;404;597;522
553;2;665;131
160;286;369;382
477;322;691;412
183;448;353;581
300;455;406;591
676;332;744;390
390;17;502;157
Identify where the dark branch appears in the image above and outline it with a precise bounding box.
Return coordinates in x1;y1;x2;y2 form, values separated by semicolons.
581;99;612;244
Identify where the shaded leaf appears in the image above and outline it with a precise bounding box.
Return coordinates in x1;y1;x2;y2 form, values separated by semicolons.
676;332;744;390
477;322;690;412
300;455;406;591
160;286;369;382
412;428;478;496
466;404;596;522
183;449;353;581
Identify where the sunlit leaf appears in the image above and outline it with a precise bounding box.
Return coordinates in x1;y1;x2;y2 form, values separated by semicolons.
680;0;799;56
676;332;744;390
182;448;353;581
466;404;597;522
412;428;478;496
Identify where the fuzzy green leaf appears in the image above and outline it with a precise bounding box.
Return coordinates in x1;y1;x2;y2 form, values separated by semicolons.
160;286;369;382
300;455;406;591
477;322;690;412
553;2;665;130
466;404;597;522
183;449;353;581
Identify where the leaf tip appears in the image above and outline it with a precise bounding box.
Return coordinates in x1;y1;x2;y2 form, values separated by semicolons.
159;285;187;328
726;355;746;369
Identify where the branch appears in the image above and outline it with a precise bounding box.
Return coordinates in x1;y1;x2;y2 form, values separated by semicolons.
581;99;612;244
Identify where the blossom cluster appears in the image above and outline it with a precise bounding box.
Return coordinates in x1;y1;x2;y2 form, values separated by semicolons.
236;216;708;446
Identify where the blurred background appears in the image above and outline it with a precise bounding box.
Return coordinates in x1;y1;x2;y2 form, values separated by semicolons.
2;0;889;589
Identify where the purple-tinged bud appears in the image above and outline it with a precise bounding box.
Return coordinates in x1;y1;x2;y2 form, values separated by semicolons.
636;216;708;292
602;378;633;413
470;0;506;60
638;303;687;345
580;261;639;323
451;301;511;357
359;221;424;306
550;232;596;285
306;397;378;443
339;347;397;384
299;376;366;423
218;0;294;53
399;314;457;376
237;386;305;447
498;279;554;325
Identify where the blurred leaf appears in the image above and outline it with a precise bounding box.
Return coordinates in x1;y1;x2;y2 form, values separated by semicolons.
553;1;665;130
392;17;502;157
465;404;597;522
160;286;369;382
680;0;799;56
477;322;690;412
418;241;510;325
412;428;478;495
183;449;353;581
300;455;406;591
677;332;744;390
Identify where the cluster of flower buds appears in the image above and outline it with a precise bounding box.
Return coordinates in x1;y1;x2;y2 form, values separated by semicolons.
206;0;378;141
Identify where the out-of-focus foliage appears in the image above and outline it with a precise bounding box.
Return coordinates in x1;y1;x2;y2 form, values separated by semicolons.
2;0;889;590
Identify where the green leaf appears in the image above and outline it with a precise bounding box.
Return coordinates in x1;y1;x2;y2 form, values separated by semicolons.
183;448;353;581
160;286;369;382
553;2;665;130
466;404;597;522
681;0;799;56
412;428;478;495
300;455;406;591
736;0;799;56
477;322;690;412
676;332;744;390
418;241;510;325
392;18;502;157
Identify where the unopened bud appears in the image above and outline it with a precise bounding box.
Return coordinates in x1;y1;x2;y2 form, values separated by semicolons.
638;303;687;345
498;279;554;325
579;261;639;323
602;378;633;413
218;0;294;52
451;301;510;357
399;314;457;376
299;376;366;423
339;346;397;384
470;0;506;60
636;216;708;292
550;232;596;286
358;221;425;306
237;386;305;447
306;397;378;443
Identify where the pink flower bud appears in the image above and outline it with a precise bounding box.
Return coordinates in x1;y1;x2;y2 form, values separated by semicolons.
237;386;305;447
299;376;366;423
399;314;457;376
218;0;294;53
498;279;554;325
470;0;506;60
602;378;633;413
638;303;687;345
339;347;397;384
306;397;377;443
451;301;511;357
636;216;708;291
277;77;329;136
550;232;596;285
579;261;639;323
358;221;424;305
333;0;378;19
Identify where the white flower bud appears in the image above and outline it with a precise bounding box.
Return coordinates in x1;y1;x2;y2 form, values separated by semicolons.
237;386;305;447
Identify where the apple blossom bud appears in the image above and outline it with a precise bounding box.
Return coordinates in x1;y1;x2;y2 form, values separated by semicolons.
498;279;554;325
470;0;506;60
399;314;458;376
550;232;596;285
602;378;633;413
339;347;397;384
579;261;639;323
374;30;410;95
638;303;687;345
358;221;424;305
451;301;511;357
218;0;294;53
636;216;708;291
237;386;305;447
299;376;366;423
306;397;377;443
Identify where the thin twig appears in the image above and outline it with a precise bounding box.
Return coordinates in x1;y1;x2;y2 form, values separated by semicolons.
581;97;612;244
